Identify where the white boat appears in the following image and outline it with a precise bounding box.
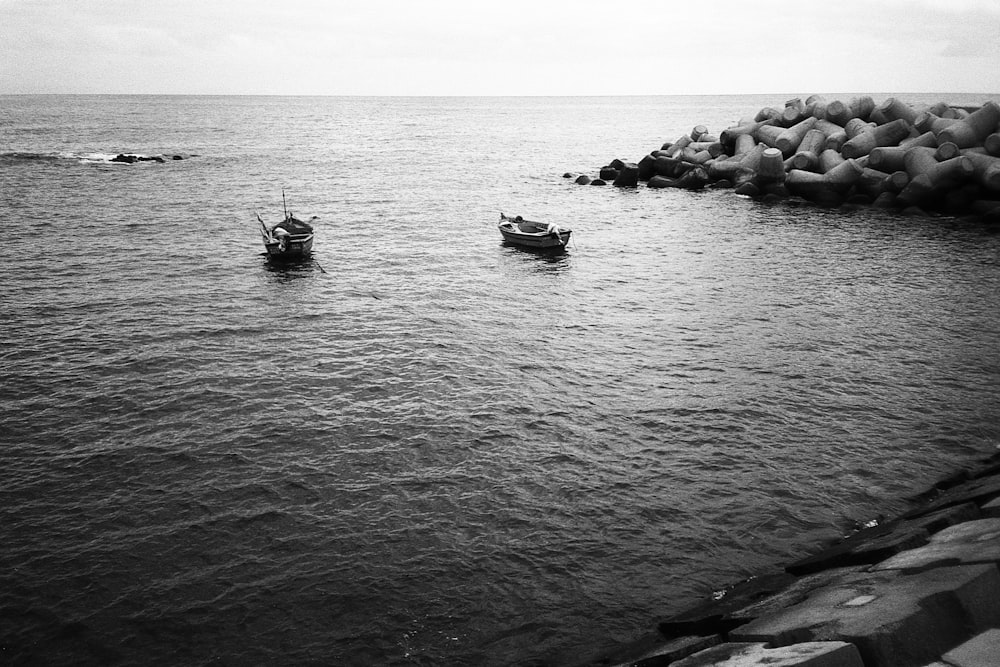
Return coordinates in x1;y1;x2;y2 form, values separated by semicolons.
498;212;571;249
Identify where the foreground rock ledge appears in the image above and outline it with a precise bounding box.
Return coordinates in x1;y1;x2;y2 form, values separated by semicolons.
572;450;1000;667
566;95;1000;224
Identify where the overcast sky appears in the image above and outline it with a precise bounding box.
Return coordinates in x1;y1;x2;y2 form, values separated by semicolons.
2;0;999;96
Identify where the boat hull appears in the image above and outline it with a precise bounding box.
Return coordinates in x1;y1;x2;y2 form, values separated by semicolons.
263;234;314;259
498;225;571;248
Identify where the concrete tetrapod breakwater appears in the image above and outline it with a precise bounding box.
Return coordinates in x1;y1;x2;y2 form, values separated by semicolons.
573;451;1000;667
569;95;1000;223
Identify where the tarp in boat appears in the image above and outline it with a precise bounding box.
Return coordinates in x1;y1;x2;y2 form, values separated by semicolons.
275;216;313;234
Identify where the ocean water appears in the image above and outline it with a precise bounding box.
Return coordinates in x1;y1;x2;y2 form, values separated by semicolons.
2;93;1000;666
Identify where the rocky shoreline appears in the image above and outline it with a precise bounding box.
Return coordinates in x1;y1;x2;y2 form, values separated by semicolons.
569;95;1000;224
571;449;1000;667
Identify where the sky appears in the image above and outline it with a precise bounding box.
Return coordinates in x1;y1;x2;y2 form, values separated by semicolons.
2;0;999;96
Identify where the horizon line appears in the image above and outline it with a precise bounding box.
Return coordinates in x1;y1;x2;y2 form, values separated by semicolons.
3;91;999;99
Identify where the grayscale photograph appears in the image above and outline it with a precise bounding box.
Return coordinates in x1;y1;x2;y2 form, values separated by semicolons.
3;1;1000;665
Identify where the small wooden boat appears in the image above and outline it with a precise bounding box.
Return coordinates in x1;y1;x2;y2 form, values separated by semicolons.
257;195;317;259
498;212;571;249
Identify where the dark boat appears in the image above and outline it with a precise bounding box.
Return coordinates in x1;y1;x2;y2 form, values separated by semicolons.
257;194;316;259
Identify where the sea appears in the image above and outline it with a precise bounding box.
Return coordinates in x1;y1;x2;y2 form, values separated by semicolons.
2;93;1000;666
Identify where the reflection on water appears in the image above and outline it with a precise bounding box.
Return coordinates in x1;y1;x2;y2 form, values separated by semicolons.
261;254;324;282
499;243;573;273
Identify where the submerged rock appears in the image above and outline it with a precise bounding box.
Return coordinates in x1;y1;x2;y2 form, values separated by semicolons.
110;153;167;164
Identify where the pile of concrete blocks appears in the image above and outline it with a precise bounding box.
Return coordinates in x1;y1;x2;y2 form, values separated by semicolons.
586;96;1000;221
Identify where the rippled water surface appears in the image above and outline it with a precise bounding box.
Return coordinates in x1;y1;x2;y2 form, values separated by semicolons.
3;94;1000;666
